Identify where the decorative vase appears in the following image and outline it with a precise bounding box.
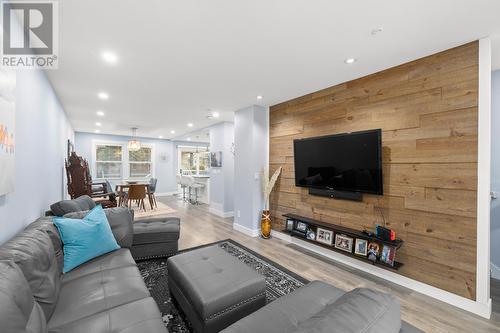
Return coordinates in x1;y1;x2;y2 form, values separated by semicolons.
261;210;272;239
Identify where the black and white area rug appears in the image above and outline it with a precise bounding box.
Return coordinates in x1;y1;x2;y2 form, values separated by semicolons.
136;239;308;332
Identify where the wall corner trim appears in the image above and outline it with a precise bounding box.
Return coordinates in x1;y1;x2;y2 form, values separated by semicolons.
476;37;492;312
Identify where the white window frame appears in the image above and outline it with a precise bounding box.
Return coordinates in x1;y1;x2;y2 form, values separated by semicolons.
127;144;155;179
92;140;155;181
177;145;209;176
92;141;124;180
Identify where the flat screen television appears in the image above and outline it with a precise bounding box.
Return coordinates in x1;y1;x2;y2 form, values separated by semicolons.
293;129;383;195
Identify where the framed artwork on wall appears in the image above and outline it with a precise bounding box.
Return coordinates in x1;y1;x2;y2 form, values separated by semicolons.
210;151;222;167
0;69;16;196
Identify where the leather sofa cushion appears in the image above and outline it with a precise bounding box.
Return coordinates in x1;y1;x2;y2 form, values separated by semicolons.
0;260;47;333
293;288;401;333
167;245;265;319
24;217;64;274
0;227;61;321
64;207;134;248
61;248;136;283
221;281;344;333
48;265;150;328
133;217;180;244
47;297;165;333
50;195;96;216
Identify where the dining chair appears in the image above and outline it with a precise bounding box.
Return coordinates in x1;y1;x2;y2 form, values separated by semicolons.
149;178;158;208
126;184;147;212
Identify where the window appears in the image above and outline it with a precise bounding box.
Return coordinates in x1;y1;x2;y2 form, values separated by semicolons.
95;144;122;179
93;142;155;180
129;147;152;178
179;148;209;175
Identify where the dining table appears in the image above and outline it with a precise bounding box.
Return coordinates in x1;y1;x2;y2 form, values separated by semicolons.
115;182;154;210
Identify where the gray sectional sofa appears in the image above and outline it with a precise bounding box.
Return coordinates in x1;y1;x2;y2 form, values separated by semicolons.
0;207;167;333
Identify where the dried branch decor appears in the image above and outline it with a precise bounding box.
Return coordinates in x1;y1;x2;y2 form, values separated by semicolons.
262;166;282;210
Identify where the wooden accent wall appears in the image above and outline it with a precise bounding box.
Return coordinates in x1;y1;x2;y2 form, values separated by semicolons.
269;42;478;300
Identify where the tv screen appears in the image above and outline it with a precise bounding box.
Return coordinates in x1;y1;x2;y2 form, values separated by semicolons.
293;129;383;195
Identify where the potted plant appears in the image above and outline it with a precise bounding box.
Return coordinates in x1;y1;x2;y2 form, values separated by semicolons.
261;166;282;238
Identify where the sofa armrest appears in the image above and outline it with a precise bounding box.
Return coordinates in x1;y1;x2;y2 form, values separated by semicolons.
63;207;134;248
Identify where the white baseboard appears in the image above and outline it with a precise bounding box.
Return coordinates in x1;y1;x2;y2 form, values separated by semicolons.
233;223;260;238
491;262;500;280
209;204;234;218
270;230;492;319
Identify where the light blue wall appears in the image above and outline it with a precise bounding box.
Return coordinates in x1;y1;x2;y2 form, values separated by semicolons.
233;105;269;232
491;69;500;272
74;132;177;194
209;122;234;214
0;70;74;245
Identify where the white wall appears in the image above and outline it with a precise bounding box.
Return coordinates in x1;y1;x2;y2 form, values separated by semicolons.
209;122;234;216
74;132;178;195
491;69;500;278
233;105;269;236
0;69;74;245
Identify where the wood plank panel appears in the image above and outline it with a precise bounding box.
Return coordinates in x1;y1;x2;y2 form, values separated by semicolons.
269;42;478;300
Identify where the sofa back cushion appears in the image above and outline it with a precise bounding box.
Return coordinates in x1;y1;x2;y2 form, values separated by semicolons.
293;288;401;333
50;195;96;216
0;260;48;333
0;228;61;321
24;217;64;274
64;206;134;248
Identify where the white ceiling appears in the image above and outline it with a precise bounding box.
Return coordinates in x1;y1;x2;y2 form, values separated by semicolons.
47;0;500;139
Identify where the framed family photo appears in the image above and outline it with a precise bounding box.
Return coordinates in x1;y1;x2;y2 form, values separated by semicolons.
334;234;353;253
354;238;368;256
316;227;333;245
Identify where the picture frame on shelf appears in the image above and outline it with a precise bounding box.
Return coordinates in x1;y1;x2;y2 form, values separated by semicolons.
354;238;368;256
316;227;333;245
380;245;396;267
367;242;381;262
286;218;294;231
334;234;353;253
295;221;308;233
306;228;316;241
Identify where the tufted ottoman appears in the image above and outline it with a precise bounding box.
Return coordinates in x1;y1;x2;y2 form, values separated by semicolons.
131;217;180;260
167;245;266;333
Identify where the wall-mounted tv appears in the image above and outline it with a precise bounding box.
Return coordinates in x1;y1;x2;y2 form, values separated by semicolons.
293;129;383;195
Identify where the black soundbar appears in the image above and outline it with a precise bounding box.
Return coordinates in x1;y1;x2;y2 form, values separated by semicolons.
308;187;363;202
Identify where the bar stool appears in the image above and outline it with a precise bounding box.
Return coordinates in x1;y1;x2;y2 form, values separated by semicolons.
177;174;188;201
185;176;205;205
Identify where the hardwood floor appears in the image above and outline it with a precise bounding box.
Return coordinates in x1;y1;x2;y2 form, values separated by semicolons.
157;195;500;333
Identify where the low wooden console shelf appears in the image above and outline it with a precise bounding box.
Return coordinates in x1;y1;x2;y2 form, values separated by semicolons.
282;213;404;271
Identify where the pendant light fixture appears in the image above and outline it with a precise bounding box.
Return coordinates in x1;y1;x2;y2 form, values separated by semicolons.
127;127;141;151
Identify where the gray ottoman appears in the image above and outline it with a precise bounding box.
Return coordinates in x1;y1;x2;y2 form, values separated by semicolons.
167;245;266;333
131;217;180;260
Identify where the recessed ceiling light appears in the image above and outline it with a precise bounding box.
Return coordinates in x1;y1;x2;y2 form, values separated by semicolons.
344;58;356;64
257;95;263;100
187;123;193;127
158;135;163;139
94;129;100;133
101;51;118;64
98;92;109;100
95;122;102;127
212;111;220;118
96;110;105;117
170;130;176;134
187;137;191;141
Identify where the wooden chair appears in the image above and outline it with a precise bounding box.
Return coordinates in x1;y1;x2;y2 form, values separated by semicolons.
126;184;147;212
65;152;117;208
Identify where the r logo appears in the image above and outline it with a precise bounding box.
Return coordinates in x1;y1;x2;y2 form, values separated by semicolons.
2;2;53;54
